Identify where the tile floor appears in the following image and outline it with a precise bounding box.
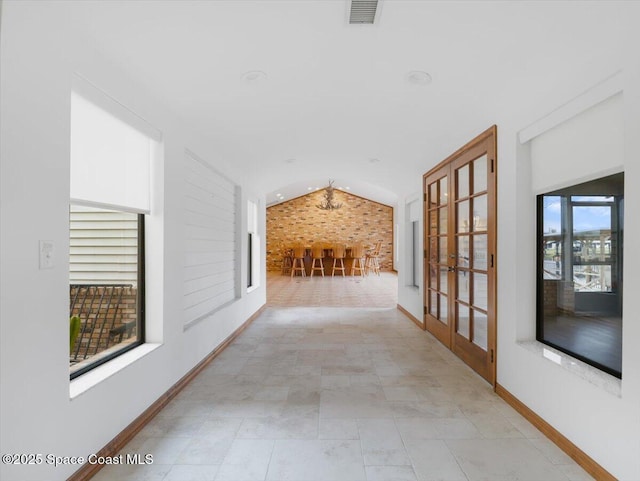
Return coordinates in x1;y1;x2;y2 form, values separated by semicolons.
266;271;398;308
93;274;592;481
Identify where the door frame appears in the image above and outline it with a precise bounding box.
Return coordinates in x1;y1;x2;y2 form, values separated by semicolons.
423;125;498;386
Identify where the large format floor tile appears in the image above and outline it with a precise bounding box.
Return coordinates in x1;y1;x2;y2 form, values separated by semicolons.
93;303;592;481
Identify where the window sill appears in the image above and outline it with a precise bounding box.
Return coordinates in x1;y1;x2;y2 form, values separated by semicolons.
70;343;162;400
517;340;621;397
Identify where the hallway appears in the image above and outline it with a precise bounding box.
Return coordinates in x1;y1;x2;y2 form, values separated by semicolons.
93;306;591;481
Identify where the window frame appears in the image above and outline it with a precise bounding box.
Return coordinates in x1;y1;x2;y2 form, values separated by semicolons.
536;173;624;378
69;76;159;379
69;211;145;380
247;199;260;291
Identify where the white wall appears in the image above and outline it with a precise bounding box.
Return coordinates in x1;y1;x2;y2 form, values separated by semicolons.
397;185;424;325
395;6;640;480
494;16;640;481
0;3;266;481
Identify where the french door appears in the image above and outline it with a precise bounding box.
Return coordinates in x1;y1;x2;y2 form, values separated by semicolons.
424;126;497;385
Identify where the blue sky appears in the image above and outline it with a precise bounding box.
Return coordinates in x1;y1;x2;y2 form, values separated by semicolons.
543;196;612;234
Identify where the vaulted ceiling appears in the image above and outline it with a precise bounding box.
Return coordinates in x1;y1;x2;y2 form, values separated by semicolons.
65;0;627;205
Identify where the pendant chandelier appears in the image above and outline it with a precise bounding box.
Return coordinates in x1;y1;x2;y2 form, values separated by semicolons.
316;180;343;210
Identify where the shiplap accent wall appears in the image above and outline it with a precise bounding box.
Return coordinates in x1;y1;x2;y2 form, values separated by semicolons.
69;205;138;285
183;151;238;326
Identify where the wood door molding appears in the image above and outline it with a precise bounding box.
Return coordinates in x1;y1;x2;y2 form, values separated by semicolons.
423;125;497;386
425;126;497;178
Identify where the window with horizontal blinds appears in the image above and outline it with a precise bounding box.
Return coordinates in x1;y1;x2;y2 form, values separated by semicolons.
69;205;138;285
183;151;238;325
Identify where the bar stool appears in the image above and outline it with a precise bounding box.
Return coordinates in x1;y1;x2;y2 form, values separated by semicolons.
280;243;293;275
291;244;307;278
365;241;382;276
331;243;347;277
350;243;366;277
310;242;325;277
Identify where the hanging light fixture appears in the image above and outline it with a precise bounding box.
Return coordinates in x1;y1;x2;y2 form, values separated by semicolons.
316;180;343;210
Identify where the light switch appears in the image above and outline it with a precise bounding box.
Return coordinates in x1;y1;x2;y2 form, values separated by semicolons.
39;240;54;269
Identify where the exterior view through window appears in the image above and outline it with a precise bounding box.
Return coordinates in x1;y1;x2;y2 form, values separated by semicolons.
69;206;144;378
537;172;624;377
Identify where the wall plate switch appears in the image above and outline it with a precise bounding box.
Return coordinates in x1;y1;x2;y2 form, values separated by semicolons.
39;240;54;269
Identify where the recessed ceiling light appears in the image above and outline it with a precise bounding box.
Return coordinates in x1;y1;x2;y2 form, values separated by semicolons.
315;187;320;190
284;158;296;164
346;186;351;190
406;70;432;85
276;193;282;197
369;158;381;163
242;70;267;82
307;187;313;191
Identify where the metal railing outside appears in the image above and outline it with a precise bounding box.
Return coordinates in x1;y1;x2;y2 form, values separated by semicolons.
69;284;137;364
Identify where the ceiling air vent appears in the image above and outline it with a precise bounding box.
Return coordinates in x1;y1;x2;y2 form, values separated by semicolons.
349;0;379;24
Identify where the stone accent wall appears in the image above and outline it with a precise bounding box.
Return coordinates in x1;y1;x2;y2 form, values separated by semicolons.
556;281;576;315
543;280;559;318
267;190;394;272
543;280;576;317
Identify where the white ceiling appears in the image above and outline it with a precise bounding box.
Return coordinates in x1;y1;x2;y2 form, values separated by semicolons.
266;177;398;207
64;0;629;206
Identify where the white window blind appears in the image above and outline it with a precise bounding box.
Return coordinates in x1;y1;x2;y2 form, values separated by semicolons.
70;82;157;214
530;92;623;194
183;151;237;325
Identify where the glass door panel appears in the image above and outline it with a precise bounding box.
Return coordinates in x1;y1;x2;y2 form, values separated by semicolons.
439;178;448;205
439;237;448;263
472;194;487;232
439;208;448;234
440;294;448;321
457;304;470;339
458;200;470;233
458;270;469;303
472;235;488;270
429;211;437;236
473;155;488;193
458;164;470;199
439;266;449;295
458;236;470;270
473;310;488;350
425;172;452;346
473;273;488;311
429;183;438;206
